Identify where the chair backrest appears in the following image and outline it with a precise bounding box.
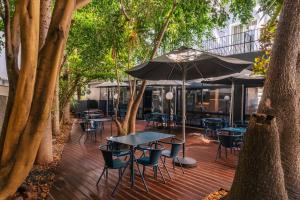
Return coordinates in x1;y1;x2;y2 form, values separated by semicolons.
218;134;236;148
107;140;129;151
170;142;182;158
204;120;223;130
90;120;97;129
99;145;114;168
149;148;162;165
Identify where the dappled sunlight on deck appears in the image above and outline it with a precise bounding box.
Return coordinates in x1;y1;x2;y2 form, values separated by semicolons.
48;120;238;200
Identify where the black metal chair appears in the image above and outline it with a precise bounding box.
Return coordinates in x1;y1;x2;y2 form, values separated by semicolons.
159;138;184;178
216;134;242;160
135;143;166;188
106;138;131;159
96;145;130;196
79;120;97;143
203;119;223;138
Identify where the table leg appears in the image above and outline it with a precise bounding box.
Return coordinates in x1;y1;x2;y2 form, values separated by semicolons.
154;142;158;179
130;146;135;188
111;116;113;136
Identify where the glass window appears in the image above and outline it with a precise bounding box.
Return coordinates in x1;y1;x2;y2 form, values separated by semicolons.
202;88;231;114
178;88;231;114
245;87;263;115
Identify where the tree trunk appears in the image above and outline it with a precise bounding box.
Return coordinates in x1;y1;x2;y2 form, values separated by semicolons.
227;114;288;200
0;1;21;157
62;101;71;125
0;1;90;198
77;85;81;101
35;117;53;164
227;1;300;199
35;0;53;165
52;80;60;136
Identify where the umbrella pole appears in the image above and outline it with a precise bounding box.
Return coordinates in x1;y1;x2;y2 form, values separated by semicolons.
182;74;186;157
230;82;235;126
174;68;197;168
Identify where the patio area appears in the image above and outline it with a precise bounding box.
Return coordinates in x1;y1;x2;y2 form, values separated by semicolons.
48;120;237;200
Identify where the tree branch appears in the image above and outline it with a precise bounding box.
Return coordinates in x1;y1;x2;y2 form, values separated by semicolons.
75;0;90;10
119;0;131;21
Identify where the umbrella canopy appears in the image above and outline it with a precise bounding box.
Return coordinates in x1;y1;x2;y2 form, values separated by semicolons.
202;69;264;86
127;46;252;80
95;81;129;88
145;80;185;86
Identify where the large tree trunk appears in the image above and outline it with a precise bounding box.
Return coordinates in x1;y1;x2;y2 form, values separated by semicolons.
0;1;90;198
35;0;53;165
227;1;300;199
35;117;53;164
0;0;20;161
62;101;71;125
226;114;288;200
52;80;60;136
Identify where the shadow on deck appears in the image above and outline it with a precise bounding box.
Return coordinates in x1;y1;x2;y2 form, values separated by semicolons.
48;120;238;200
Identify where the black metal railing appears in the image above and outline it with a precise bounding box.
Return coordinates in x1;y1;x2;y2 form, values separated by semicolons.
200;29;260;56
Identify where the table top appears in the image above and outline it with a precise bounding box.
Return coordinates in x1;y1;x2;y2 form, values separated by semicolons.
220;127;247;133
202;118;224;122
151;112;168;116
83;109;102;114
90;118;111;122
107;132;175;146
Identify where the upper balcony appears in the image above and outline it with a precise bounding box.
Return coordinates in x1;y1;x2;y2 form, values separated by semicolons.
200;29;261;56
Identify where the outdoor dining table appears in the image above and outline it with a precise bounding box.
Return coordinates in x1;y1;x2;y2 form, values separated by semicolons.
107;131;175;188
90;118;112;135
86;113;104;119
219;127;247;135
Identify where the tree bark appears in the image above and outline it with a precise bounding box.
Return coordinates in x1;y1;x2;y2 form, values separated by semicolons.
35;117;53;164
52;80;60;136
36;0;53;165
0;0;20;162
0;0;90;198
62;101;71;125
226;115;288;200
227;1;300;199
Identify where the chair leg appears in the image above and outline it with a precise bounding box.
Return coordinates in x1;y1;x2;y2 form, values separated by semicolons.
157;165;166;184
172;159;175;170
143;165;146;177
111;165;128;196
215;144;221;160
225;148;228;159
176;157;184;174
96;167;106;185
160;157;171;180
135;162;149;192
153;166;157;180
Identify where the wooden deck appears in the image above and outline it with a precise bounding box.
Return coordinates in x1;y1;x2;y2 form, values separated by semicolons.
48;120;238;200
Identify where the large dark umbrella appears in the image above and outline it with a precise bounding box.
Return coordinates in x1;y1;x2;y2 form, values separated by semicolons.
126;46;252;167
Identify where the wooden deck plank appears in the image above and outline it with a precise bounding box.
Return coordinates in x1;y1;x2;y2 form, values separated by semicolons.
49;120;237;200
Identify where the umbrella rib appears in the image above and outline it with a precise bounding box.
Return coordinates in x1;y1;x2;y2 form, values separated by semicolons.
167;64;176;80
211;59;239;72
193;62;204;79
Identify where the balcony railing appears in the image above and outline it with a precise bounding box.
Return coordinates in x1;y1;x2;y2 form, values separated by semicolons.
200;29;261;56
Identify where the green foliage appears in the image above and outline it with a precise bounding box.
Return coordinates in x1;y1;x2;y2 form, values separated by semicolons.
253;1;282;76
58;0;272;103
229;0;256;24
253;20;277;76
